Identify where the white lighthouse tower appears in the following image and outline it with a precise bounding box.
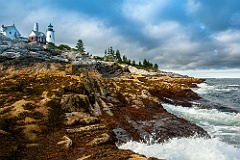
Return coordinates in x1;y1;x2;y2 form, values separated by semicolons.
46;23;55;44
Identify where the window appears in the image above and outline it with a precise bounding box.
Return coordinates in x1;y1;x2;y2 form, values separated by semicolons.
9;32;12;34
50;35;51;38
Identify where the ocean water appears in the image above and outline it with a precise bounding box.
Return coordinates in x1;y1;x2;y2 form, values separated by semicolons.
194;78;240;112
119;78;240;160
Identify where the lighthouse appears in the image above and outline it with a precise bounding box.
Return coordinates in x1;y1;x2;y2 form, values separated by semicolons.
46;23;55;44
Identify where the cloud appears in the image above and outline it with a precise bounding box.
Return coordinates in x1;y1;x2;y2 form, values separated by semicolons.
230;13;240;27
214;29;240;44
213;29;240;63
120;0;240;70
140;25;240;70
1;0;240;73
143;21;185;40
121;0;170;23
184;0;240;31
186;0;202;14
34;7;146;59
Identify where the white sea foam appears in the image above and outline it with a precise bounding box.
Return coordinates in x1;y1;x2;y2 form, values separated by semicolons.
194;81;239;95
119;79;240;159
163;104;240;126
215;88;238;92
119;137;240;160
163;104;240;148
118;104;240;159
227;84;240;87
194;83;215;94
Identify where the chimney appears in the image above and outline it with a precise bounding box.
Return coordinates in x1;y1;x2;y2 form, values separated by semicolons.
33;22;39;32
1;24;6;32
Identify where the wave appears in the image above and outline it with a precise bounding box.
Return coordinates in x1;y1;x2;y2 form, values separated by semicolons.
194;82;239;95
118;137;240;160
118;104;240;159
163;104;240;126
215;87;239;93
194;83;215;94
227;84;240;87
119;79;240;159
193;80;240;112
163;104;240;148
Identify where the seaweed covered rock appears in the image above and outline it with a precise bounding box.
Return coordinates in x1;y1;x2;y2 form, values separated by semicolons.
0;54;208;159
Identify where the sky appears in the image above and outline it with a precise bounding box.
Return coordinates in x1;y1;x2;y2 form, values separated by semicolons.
1;0;240;78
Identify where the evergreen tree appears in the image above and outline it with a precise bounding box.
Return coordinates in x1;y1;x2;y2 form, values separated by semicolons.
116;49;122;63
104;49;108;61
143;59;148;68
132;60;136;66
127;59;131;65
149;62;153;68
76;39;85;53
103;46;116;62
153;64;159;71
107;46;115;57
123;55;128;64
104;49;107;56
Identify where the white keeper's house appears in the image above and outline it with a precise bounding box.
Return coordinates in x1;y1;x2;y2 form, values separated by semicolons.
0;24;21;39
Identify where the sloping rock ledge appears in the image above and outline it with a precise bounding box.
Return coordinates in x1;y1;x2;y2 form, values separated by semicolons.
0;58;208;160
0;36;208;160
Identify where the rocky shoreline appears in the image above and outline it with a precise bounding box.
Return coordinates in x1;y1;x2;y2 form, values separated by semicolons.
1;35;208;159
